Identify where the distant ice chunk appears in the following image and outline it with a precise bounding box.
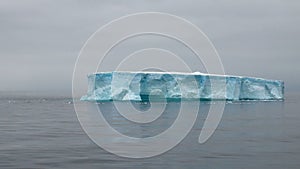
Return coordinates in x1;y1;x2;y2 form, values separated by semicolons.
81;71;284;101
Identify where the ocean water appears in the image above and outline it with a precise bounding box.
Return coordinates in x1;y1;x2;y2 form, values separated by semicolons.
0;92;300;169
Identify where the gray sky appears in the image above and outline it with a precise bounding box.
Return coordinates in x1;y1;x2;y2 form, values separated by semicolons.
0;0;299;96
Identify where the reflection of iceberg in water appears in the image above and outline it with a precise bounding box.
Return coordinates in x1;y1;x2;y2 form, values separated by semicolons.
81;71;284;101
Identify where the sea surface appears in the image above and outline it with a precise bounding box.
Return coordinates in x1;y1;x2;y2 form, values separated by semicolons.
0;92;300;169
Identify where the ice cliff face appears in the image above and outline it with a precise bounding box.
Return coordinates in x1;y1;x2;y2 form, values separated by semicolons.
81;72;284;101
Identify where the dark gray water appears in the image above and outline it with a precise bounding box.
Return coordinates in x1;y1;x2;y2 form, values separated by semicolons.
1;93;300;168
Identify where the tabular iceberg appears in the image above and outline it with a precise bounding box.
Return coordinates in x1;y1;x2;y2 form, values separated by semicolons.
81;71;284;101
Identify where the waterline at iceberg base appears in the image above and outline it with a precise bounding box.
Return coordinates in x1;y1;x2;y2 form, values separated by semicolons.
81;71;284;101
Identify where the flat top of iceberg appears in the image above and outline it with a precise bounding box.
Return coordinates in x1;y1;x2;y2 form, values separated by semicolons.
88;71;283;83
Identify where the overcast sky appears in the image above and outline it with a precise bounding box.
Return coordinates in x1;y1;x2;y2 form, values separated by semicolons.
0;0;299;96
